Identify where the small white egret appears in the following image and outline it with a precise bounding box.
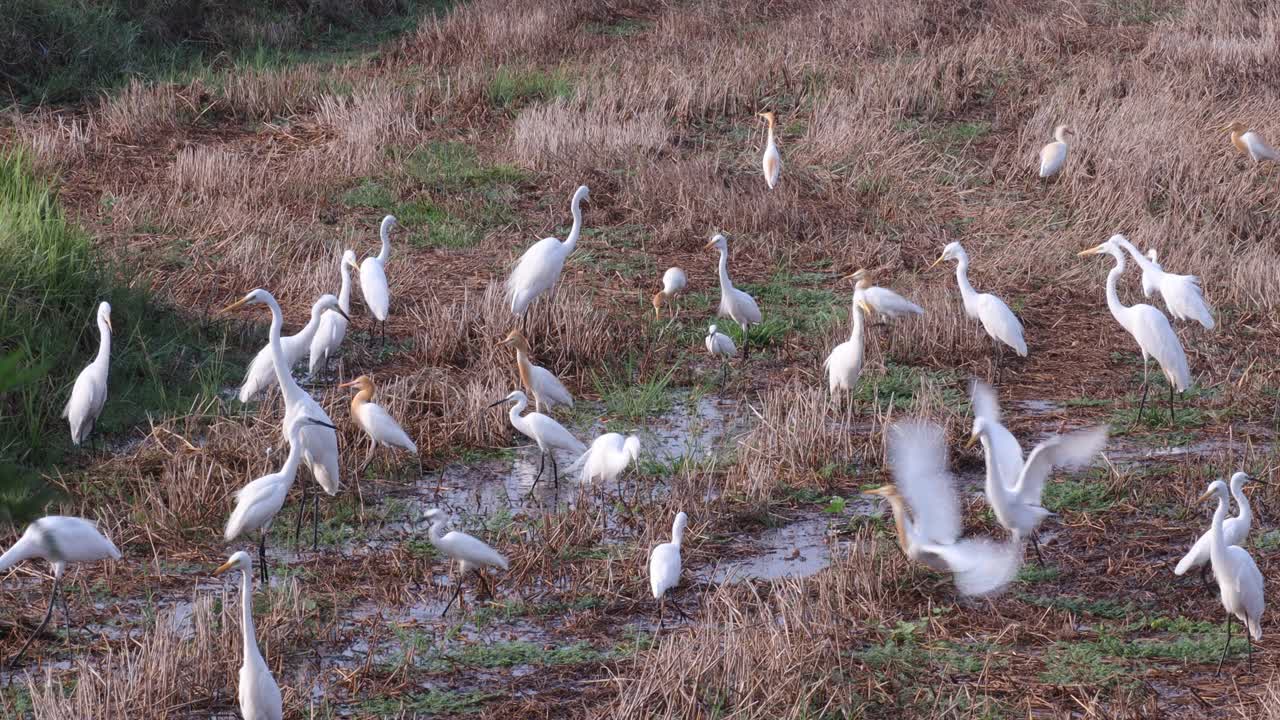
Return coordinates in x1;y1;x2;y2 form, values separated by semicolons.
339;375;417;471
932;242;1027;363
1225;121;1280;163
706;234;762;357
705;324;737;385
309;249;356;377
488;390;586;491
866;421;1022;597
507;185;590;326
849;268;924;321
1;516;121;666
423;508;509;616
1079;237;1190;424
213;552;283;720
354;215;396;345
1198;480;1265;675
824;291;870;393
1038;124;1070;178
572;432;641;507
64;301;112;447
1176;472;1253;588
969;380;1025;491
497;330;573;415
239;294;344;403
652;267;688;319
648;511;688;628
1109;235;1214;330
758;111;781;189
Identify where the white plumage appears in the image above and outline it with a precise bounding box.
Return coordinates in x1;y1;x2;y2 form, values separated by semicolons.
424;508;509;615
851;269;924;320
1227;122;1280;163
214;552;283;720
1038;124;1070;178
63;301;112;446
969;380;1024;490
309;249;356;376
652;267;688;318
1111;235;1214;330
499;330;573;415
824;291;868;393
491;390;585;488
759;112;782;189
706;324;737;358
225;417;332;552
341;375;417;460
507;186;589;316
239;294;343;403
705;234;762;355
1198;480;1265;668
934;242;1027;357
1176;472;1252;578
649;511;687;601
574;433;641;485
358;215;396;322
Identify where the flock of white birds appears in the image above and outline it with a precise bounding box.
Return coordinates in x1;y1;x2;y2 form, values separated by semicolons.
1;114;1276;718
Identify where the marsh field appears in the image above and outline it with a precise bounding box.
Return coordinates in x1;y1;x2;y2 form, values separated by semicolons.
3;0;1280;717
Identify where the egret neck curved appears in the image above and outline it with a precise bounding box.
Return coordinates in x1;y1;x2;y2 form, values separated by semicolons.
337;259;353;314
979;435;1015;521
377;219;392;264
849;296;866;341
426;515;446;545
1207;488;1230;572
716;247;734;292
1112;237;1159;275
508;393;531;428
513;348;535;395
93;313;112;370
349;382;373;420
238;563;267;672
1101;249;1129;326
262;295;308;408
1232;478;1252;529
951;253;977;310
564;190;586;253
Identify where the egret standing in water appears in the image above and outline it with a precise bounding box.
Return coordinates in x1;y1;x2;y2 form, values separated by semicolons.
213;552;283;720
758;112;781;189
507;185;589;330
339;375;417;473
1176;472;1253;589
824;291;869;393
423;508;509;616
705;324;737;386
239;294;344;403
1197;480;1264;674
309;249;356;378
1108;235;1214;330
932;242;1027;368
1039;124;1071;178
1;516;121;667
649;511;688;628
64;301;112;448
488;390;585;492
497;330;573;415
651;267;688;319
573;432;641;506
706;234;762;358
1224;121;1280;163
354;215;396;345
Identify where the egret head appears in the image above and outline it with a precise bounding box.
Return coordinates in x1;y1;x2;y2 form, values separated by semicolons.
498;329;532;353
930;241;965;268
96;301;113;332
1077;235;1122;259
213;550;253;577
623;434;642;462
315;293;350;321
704;234;728;252
1145;248;1159;263
338;375;374;393
1224;121;1248;134
1198;479;1230;504
671;511;689;541
847;268;872;289
423;508;451;527
707;324;719;336
1053;124;1070;142
341;249;358;268
757;111;776;127
488;390;528;408
381;215;398;234
574;185;590;204
1229;471;1253;492
220;288;273;314
966;417;990;449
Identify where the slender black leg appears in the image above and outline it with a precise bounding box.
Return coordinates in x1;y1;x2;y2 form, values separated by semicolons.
59;584;71;634
1030;533;1045;566
551;453;560;488
1217;615;1232;676
294;480;309;545
1135;381;1150;429
720;361;727;387
312;489;320;550
10;578;60;668
259;532;269;585
441;578;464;617
532;453;546;487
1168;382;1176;426
671;595;691;622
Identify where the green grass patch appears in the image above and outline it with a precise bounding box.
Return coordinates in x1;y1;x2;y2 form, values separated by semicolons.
487;65;574;109
437;640;603;670
1019;594;1139;620
593;362;675;425
1040;641;1124;687
856;362;966;411
1042;479;1113;513
361;689;497;717
404;142;527;191
342;179;394;209
1016;564;1061;584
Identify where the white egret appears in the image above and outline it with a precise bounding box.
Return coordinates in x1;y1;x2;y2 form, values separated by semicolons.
497;330;573;415
705;324;737;385
705;234;762;357
649;511;688;628
969;420;1108;565
1038;124;1070;178
969;380;1025;492
423;508;509;616
932;242;1027;362
758;111;781;189
507;185;590;325
1079;237;1190;424
355;215;396;344
239;294;344;403
1225;121;1280;163
824;291;870;393
1198;480;1264;675
1108;235;1214;330
339;375;417;471
849;268;924;321
651;267;688;319
1176;472;1253;588
64;301;112;447
488;390;585;491
213;552;283;720
309;249;356;377
572;432;641;508
866;420;1022;597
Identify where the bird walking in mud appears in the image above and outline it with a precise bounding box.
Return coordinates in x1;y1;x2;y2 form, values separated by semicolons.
340;374;418;475
354;215;397;347
423;509;509;617
488;390;585;492
649;511;689;629
705;324;737;386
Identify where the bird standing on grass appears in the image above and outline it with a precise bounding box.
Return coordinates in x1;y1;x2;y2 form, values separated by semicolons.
507;185;590;329
649;511;688;628
423;508;509;617
1;516;121;667
706;234;762;358
1109;235;1214;330
1038;124;1071;178
652;267;687;319
824;291;870;393
932;242;1027;366
1176;472;1253;589
64;301;112;448
213;552;283;720
339;375;418;473
497;330;574;415
354;215;396;346
849;269;924;322
309;249;356;378
1224;121;1280;163
758;112;782;189
705;324;737;386
488;390;585;492
239;294;345;403
1198;480;1264;675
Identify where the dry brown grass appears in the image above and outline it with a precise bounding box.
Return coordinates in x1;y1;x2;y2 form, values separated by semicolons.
511;99;668;172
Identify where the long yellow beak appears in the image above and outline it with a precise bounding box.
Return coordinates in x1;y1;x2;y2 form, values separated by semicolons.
213;560;235;576
856;300;873;316
220;297;250;314
1077;245;1104;257
105;317;113;332
1198;489;1215;503
928;256;944;269
964;434;978;449
704;239;718;250
338;379;359;389
345;258;360;270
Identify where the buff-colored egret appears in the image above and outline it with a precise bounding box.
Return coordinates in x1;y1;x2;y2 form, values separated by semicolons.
497;330;573;415
1;516;120;667
213;552;283;720
652;267;688;319
969;380;1025;491
969;420;1108;565
507;185;590;327
354;215;396;345
1038;124;1070;178
1079;238;1190;424
1198;480;1265;675
339;375;417;472
1224;121;1280;163
488;390;585;491
423;508;509;616
824;291;870;393
239;294;344;403
849;269;924;321
1177;472;1253;589
866;421;1022;596
309;249;356;377
706;234;762;357
758;112;781;189
222;290;346;546
1108;235;1214;329
649;511;688;628
932;242;1027;365
705;324;737;385
65;301;112;448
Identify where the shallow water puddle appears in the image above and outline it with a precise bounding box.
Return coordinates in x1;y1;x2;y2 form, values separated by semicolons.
705;517;836;583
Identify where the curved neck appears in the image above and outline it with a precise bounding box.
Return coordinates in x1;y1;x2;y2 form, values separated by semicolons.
1103;253;1128;322
94;316;112;368
952;257;976;304
513;349;534;391
882;495;912;554
1208;493;1229;567
239;568;265;668
296;302;328;341
1115;239;1156;273
564;193;584;252
264;297;305;404
849;296;865;341
717;249;732;290
981;437;1011;504
428;518;445;544
377;225;391;264
1054;127;1067;143
338;263;353;312
1232;484;1252;525
508;396;529;424
350;387;372;417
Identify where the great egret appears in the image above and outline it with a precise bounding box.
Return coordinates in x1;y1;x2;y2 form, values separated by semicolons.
969;380;1025;491
239;294;344;403
824;291;870;393
339;375;417;471
64;301;112;447
705;234;762;357
652;267;688;319
1;516;120;667
866;420;1022;597
758;112;781;189
649;511;688;628
423;508;509;616
497;330;573;414
705;324;737;385
932;242;1027;362
507;185;590;325
354;215;396;345
1176;472;1253;588
488;390;585;491
969;420;1108;565
1108;235;1214;330
222;290;346;546
309;249;356;377
1079;237;1190;424
213;552;283;720
1224;121;1280;163
1038;124;1070;178
849;269;924;321
1198;480;1264;675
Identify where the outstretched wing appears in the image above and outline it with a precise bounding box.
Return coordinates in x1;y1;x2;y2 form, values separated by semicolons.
1014;425;1108;505
931;537;1023;596
890;420;960;546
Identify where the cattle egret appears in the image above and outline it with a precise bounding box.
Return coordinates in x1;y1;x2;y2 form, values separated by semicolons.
1039;124;1070;178
340;375;417;472
758;112;781;189
1224;121;1280;163
497;330;573;414
850;269;924;321
652;267;688;319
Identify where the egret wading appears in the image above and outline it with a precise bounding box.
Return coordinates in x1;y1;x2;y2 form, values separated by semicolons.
507;185;589;332
64;301;112;449
214;552;283;720
488;390;585;493
706;234;762;358
423;508;509;616
239;294;344;403
705;324;737;386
